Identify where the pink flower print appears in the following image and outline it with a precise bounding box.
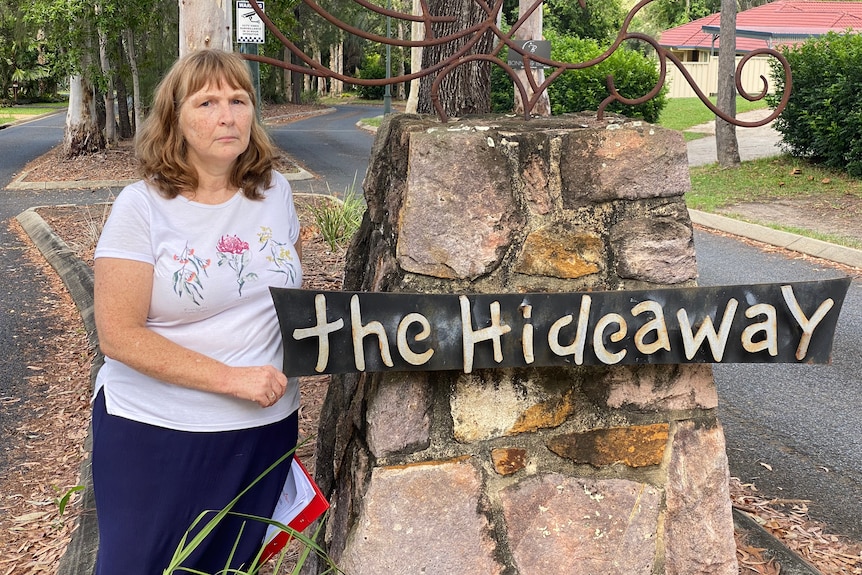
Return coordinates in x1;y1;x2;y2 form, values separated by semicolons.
172;242;211;305
216;234;257;296
217;235;250;255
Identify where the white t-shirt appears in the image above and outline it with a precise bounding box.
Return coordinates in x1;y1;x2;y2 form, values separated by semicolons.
94;172;303;432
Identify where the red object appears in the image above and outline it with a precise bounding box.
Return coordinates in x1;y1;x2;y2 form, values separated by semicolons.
260;457;329;564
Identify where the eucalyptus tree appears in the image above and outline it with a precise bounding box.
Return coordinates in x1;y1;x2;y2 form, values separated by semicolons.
416;0;496;117
179;0;231;55
26;0;104;156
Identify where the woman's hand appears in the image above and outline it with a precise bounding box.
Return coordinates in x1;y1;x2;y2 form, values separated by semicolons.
225;365;288;408
95;258;289;407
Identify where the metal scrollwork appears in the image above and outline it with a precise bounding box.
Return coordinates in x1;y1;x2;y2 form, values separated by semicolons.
242;0;791;124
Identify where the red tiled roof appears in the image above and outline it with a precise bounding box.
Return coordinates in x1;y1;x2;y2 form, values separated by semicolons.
658;1;862;52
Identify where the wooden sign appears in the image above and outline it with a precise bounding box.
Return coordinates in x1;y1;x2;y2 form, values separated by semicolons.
270;278;850;377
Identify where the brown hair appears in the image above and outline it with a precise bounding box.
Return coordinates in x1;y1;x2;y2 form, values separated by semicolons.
135;49;276;200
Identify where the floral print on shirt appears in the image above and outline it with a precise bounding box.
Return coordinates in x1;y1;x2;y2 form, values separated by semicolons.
257;226;299;285
217;234;257;296
171;243;211;305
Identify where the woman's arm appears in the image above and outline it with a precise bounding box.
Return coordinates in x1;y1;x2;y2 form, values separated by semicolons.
94;257;286;407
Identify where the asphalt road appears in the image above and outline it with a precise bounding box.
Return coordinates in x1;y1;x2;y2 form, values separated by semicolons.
269;105;381;197
695;230;862;540
0;112;117;475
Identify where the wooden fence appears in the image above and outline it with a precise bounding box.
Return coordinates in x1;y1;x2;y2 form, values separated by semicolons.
664;55;775;99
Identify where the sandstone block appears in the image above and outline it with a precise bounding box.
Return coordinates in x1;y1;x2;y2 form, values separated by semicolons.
589;364;719;411
500;474;660;574
339;458;502;575
559;124;690;206
367;372;432;458
546;423;670;468
514;222;605;279
396;129;523;279
610;217;697;284
451;370;578;442
492;447;528;475
664;420;738;575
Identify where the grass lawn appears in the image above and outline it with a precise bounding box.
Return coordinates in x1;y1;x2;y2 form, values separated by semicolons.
656;96;769;132
0;102;67;125
687;156;862;211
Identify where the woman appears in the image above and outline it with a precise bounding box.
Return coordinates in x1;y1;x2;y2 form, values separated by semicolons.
91;49;303;574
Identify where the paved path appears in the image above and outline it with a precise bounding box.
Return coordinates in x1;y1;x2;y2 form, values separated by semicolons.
686;108;784;166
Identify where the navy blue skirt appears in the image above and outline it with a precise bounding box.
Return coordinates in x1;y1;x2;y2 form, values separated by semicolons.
91;389;298;575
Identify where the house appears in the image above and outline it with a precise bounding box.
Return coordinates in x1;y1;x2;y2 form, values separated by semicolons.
656;1;862;97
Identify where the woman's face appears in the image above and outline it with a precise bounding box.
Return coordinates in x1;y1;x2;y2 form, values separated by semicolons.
178;80;253;173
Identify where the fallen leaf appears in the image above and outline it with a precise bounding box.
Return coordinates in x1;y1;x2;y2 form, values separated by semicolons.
12;512;49;524
760;462;773;471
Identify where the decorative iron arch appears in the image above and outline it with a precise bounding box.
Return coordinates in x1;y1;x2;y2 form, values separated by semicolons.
241;0;791;124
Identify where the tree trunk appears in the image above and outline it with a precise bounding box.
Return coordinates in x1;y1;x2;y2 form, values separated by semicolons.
291;5;303;103
115;69;133;139
96;7;117;144
63;74;105;157
417;0;495;117
178;0;232;56
124;29;144;132
513;0;550;117
314;47;326;94
406;0;422;113
716;0;740;167
397;20;407;100
330;42;343;96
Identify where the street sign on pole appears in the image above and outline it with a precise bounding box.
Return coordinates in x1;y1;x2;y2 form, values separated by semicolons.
236;0;265;44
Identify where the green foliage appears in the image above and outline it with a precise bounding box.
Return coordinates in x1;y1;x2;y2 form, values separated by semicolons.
301;89;321;105
637;0;720;30
355;53;386;100
307;177;365;252
543;0;625;44
768;31;862;177
55;485;85;517
544;32;666;122
164;445;341;574
490;65;514;114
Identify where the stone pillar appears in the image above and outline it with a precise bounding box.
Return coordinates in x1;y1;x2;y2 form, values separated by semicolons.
311;113;738;575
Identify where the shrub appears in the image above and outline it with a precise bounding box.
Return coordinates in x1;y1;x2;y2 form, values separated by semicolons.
547;32;666;122
306;178;365;252
768;32;862;177
301;89;321;105
492;32;666;122
356;54;386;100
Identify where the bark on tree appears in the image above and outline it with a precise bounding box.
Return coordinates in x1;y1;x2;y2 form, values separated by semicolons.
124;29;145;132
115;73;133;138
178;0;232;56
63;74;105;157
330;43;344;96
397;20;407;100
416;0;495;117
716;0;740;167
406;0;422;113
513;0;550;116
96;7;117;144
